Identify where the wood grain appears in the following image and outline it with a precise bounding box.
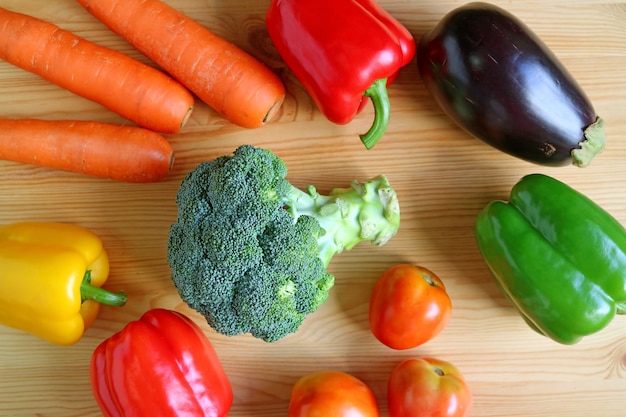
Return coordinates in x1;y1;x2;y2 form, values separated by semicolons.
1;1;625;416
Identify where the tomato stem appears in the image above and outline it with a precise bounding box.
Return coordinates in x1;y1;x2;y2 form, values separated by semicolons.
423;272;435;286
433;366;445;376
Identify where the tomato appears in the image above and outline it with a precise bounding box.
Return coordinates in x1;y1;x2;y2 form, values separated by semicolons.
288;370;379;417
369;264;452;349
388;358;473;417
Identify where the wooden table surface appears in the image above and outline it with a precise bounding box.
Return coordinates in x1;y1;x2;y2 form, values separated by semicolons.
1;1;625;416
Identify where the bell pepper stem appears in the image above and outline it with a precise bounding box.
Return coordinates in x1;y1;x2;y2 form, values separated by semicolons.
360;78;390;150
80;270;127;307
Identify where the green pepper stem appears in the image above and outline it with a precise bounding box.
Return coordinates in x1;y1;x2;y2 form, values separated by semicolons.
80;270;127;307
359;78;390;150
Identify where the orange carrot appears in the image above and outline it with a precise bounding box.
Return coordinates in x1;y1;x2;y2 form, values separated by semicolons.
0;118;175;183
0;7;194;134
77;0;286;129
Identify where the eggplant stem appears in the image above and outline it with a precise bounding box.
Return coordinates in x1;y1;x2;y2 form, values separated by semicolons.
359;78;390;150
571;117;606;167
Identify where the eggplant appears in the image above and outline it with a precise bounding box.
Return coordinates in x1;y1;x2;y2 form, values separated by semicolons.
417;2;605;167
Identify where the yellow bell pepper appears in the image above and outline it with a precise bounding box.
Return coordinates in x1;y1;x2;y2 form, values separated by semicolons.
0;222;127;345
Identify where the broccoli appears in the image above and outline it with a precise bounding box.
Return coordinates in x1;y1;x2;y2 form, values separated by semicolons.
167;145;400;342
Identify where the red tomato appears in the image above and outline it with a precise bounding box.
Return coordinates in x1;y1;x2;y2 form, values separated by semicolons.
369;264;452;349
388;358;473;417
288;370;379;417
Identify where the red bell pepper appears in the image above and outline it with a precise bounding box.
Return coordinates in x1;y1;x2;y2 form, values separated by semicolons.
90;308;233;417
266;0;415;149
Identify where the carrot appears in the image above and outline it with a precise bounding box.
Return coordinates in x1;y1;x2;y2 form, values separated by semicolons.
0;7;194;134
0;118;175;183
77;0;286;129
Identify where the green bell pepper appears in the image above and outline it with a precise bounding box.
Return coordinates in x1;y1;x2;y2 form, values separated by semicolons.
475;173;626;344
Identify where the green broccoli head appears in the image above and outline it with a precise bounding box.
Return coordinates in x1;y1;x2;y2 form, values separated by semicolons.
167;145;399;342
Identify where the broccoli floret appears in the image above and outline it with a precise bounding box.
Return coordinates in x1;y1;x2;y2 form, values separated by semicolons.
167;145;400;342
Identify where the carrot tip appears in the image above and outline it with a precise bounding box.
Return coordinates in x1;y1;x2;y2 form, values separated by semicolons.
263;98;284;124
168;152;176;173
180;106;194;130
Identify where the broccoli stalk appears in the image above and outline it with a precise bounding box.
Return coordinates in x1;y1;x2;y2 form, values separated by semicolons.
284;176;400;267
167;145;400;342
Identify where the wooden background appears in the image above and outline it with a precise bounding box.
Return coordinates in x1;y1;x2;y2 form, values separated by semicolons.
1;1;625;416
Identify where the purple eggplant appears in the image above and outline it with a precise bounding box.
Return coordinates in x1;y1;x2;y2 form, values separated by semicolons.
417;2;605;167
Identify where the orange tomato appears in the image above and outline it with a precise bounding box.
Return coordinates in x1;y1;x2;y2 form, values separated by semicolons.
387;357;473;417
288;370;379;417
369;264;451;349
